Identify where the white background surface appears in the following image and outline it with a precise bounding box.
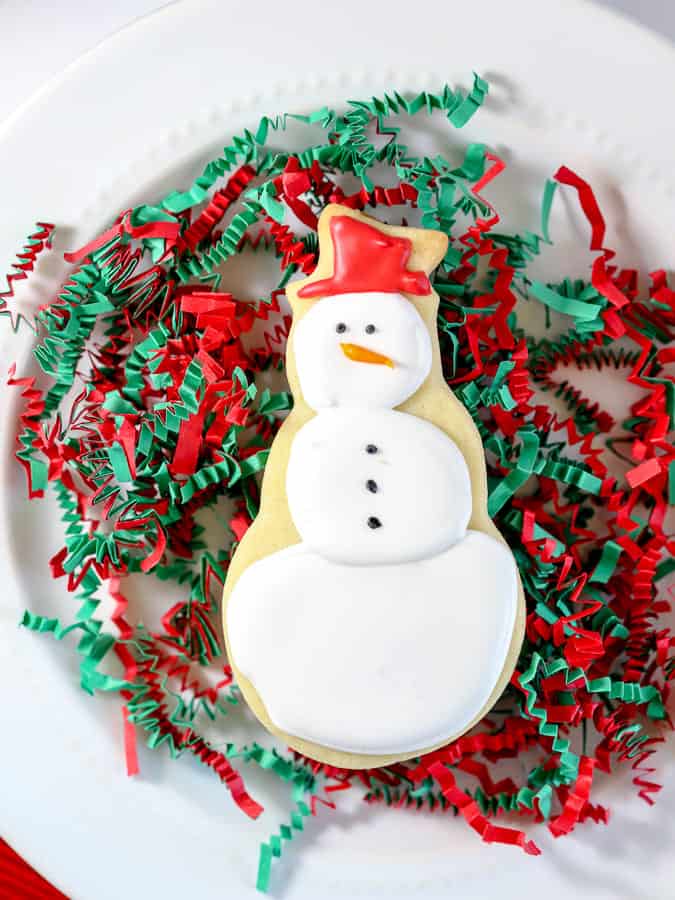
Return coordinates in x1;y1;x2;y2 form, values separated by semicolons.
0;1;674;125
1;2;675;900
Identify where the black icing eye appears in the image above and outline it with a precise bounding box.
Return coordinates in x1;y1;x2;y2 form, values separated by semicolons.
365;323;376;334
367;516;382;529
366;479;378;493
365;444;378;454
336;322;347;334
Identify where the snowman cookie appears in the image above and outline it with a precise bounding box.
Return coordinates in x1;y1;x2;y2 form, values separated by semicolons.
223;205;525;768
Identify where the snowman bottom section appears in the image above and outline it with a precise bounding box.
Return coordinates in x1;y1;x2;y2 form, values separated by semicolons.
226;531;519;756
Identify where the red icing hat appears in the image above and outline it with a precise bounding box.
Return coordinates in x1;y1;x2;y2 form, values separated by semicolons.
297;215;431;299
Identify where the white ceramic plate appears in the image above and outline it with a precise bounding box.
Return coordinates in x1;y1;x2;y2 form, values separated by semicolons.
2;1;675;897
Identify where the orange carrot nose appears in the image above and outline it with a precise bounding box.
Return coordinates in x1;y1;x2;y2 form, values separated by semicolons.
340;343;395;368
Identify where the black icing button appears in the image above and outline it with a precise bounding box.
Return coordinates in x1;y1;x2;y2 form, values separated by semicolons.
365;444;378;454
366;479;378;493
367;516;382;529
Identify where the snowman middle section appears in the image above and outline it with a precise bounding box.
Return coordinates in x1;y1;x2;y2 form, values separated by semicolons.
286;408;473;564
227;407;519;755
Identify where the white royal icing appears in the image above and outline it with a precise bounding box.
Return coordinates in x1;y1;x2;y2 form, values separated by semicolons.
286;409;472;565
227;532;518;754
226;288;520;755
292;291;431;410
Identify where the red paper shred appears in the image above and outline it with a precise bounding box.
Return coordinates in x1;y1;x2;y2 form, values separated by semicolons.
122;705;140;777
428;761;541;854
0;222;54;331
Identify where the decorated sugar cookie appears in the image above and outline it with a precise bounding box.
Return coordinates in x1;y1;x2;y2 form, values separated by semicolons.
223;205;525;769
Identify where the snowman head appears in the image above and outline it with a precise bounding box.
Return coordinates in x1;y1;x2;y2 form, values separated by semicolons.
289;210;448;411
293;291;432;409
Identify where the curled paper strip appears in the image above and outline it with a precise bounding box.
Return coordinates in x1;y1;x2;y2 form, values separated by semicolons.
4;76;674;892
